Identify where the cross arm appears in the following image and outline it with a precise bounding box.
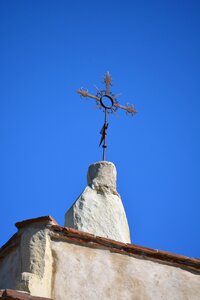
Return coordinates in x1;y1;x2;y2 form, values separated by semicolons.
114;102;137;114
77;89;100;101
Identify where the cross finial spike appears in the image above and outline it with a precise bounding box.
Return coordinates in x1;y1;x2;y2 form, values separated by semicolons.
104;71;112;96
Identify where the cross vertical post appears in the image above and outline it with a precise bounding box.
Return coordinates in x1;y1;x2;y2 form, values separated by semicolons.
102;108;108;161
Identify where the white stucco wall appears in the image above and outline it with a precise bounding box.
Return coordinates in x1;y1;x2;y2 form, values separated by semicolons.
51;239;200;300
0;247;21;289
0;224;53;299
1;221;200;300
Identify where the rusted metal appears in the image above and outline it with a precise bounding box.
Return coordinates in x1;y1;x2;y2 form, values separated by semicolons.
77;72;137;160
99;107;109;161
104;71;112;96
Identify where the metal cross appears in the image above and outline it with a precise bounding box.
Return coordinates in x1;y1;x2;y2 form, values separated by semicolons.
77;72;137;161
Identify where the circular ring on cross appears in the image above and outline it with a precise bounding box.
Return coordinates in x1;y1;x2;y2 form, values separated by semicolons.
100;95;114;109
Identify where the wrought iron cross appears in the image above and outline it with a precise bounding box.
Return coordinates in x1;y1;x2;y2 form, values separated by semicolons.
77;72;137;161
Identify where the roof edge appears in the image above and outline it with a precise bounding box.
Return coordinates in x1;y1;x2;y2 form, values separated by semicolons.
15;216;58;229
1;216;200;273
0;289;53;300
51;225;200;273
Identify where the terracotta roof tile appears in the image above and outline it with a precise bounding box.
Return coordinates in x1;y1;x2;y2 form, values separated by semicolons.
1;216;200;273
51;224;200;273
0;289;52;300
15;216;58;229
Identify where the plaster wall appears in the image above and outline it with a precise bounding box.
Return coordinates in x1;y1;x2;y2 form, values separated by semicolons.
51;240;200;300
17;226;53;298
0;247;21;289
1;223;200;300
0;225;53;299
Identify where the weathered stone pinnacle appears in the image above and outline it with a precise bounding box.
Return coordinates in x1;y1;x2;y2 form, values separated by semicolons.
64;161;131;243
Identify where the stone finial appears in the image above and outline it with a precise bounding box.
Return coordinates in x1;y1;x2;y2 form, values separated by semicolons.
87;161;116;191
64;161;131;243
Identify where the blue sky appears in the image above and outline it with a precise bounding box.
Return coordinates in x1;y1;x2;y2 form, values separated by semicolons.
0;0;200;258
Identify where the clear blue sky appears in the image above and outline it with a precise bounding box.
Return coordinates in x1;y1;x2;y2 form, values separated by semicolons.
0;0;200;258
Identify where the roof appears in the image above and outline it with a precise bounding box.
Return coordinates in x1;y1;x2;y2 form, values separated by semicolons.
1;216;200;273
0;289;52;300
15;216;58;229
